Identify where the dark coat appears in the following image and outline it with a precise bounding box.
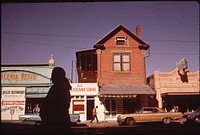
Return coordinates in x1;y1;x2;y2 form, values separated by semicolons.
40;83;71;126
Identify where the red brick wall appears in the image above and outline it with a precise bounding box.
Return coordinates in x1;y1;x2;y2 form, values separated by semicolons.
98;30;146;85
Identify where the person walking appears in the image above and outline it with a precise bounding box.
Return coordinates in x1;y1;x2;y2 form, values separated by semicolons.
90;106;99;123
39;67;72;134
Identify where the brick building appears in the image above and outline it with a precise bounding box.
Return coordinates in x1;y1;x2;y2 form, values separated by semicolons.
76;25;155;119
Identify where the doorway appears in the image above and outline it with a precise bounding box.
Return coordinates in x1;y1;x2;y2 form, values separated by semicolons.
87;99;94;120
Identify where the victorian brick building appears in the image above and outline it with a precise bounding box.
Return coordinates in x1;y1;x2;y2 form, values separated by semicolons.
76;25;155;119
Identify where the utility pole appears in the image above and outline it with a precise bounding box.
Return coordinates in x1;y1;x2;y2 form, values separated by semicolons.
71;60;73;82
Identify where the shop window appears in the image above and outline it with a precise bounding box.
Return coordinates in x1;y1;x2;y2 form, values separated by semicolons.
105;99;116;115
111;100;116;111
25;98;43;114
105;100;111;111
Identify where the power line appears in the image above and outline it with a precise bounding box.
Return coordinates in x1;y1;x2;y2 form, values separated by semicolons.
2;32;100;39
2;31;199;43
151;52;199;56
2;37;87;50
2;37;199;56
144;39;198;43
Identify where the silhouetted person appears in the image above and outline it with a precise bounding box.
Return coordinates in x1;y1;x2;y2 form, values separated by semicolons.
90;106;99;123
39;67;72;134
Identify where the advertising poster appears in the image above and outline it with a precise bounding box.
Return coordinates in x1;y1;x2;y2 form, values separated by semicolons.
1;87;26;120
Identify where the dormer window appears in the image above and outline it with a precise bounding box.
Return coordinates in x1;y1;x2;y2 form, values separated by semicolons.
115;36;127;45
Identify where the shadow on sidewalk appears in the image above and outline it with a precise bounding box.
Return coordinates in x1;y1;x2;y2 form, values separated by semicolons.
84;121;119;128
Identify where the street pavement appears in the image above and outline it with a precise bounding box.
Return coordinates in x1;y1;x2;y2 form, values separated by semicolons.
1;120;200;135
1;120;119;134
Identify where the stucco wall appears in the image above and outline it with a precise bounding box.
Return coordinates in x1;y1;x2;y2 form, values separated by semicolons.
152;68;199;108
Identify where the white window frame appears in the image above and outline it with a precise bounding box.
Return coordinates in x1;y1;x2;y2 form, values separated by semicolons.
113;53;130;71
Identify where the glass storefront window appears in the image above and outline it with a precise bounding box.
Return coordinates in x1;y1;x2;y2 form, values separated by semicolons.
105;99;117;117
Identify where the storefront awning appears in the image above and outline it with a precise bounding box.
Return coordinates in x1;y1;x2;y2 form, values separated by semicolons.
161;92;200;96
99;84;155;97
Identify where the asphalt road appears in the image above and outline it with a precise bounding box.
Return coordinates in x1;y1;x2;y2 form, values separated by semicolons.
1;121;200;135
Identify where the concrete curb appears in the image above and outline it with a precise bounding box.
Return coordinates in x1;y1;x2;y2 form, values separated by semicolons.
81;120;119;128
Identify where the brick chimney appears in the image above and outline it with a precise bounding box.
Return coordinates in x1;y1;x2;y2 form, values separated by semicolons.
136;24;141;38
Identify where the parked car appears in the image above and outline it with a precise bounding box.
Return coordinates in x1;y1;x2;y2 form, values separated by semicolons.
117;107;184;125
182;107;200;124
18;113;81;124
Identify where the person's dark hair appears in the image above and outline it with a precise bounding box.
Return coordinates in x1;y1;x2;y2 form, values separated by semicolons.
51;67;66;84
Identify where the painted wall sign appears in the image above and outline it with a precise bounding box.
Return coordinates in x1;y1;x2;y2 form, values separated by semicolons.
1;71;50;84
1;73;36;81
1;87;26;120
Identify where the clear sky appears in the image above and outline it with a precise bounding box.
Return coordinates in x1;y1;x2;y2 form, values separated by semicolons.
1;1;199;82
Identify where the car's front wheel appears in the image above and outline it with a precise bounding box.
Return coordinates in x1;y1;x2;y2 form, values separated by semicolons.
163;117;171;124
125;117;136;125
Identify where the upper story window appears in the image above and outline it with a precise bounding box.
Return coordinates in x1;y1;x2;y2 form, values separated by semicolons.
113;53;130;71
115;36;127;45
79;53;97;71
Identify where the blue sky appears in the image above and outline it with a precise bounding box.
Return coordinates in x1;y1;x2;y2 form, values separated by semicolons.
1;1;199;82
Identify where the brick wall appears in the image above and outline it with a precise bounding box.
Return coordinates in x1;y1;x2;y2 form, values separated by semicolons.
98;30;146;85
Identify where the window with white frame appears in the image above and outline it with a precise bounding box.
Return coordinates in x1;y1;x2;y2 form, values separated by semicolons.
113;53;130;71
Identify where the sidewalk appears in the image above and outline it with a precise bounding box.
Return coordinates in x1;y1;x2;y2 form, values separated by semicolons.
80;120;119;128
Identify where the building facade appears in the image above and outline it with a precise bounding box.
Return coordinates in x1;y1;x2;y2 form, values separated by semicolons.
1;56;54;120
1;55;102;122
147;58;200;113
76;25;155;120
69;83;104;121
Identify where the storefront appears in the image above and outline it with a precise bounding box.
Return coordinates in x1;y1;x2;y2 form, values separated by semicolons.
147;65;200;113
1;67;104;122
70;83;104;121
70;83;156;121
98;84;156;120
1;63;53;120
162;93;200;112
